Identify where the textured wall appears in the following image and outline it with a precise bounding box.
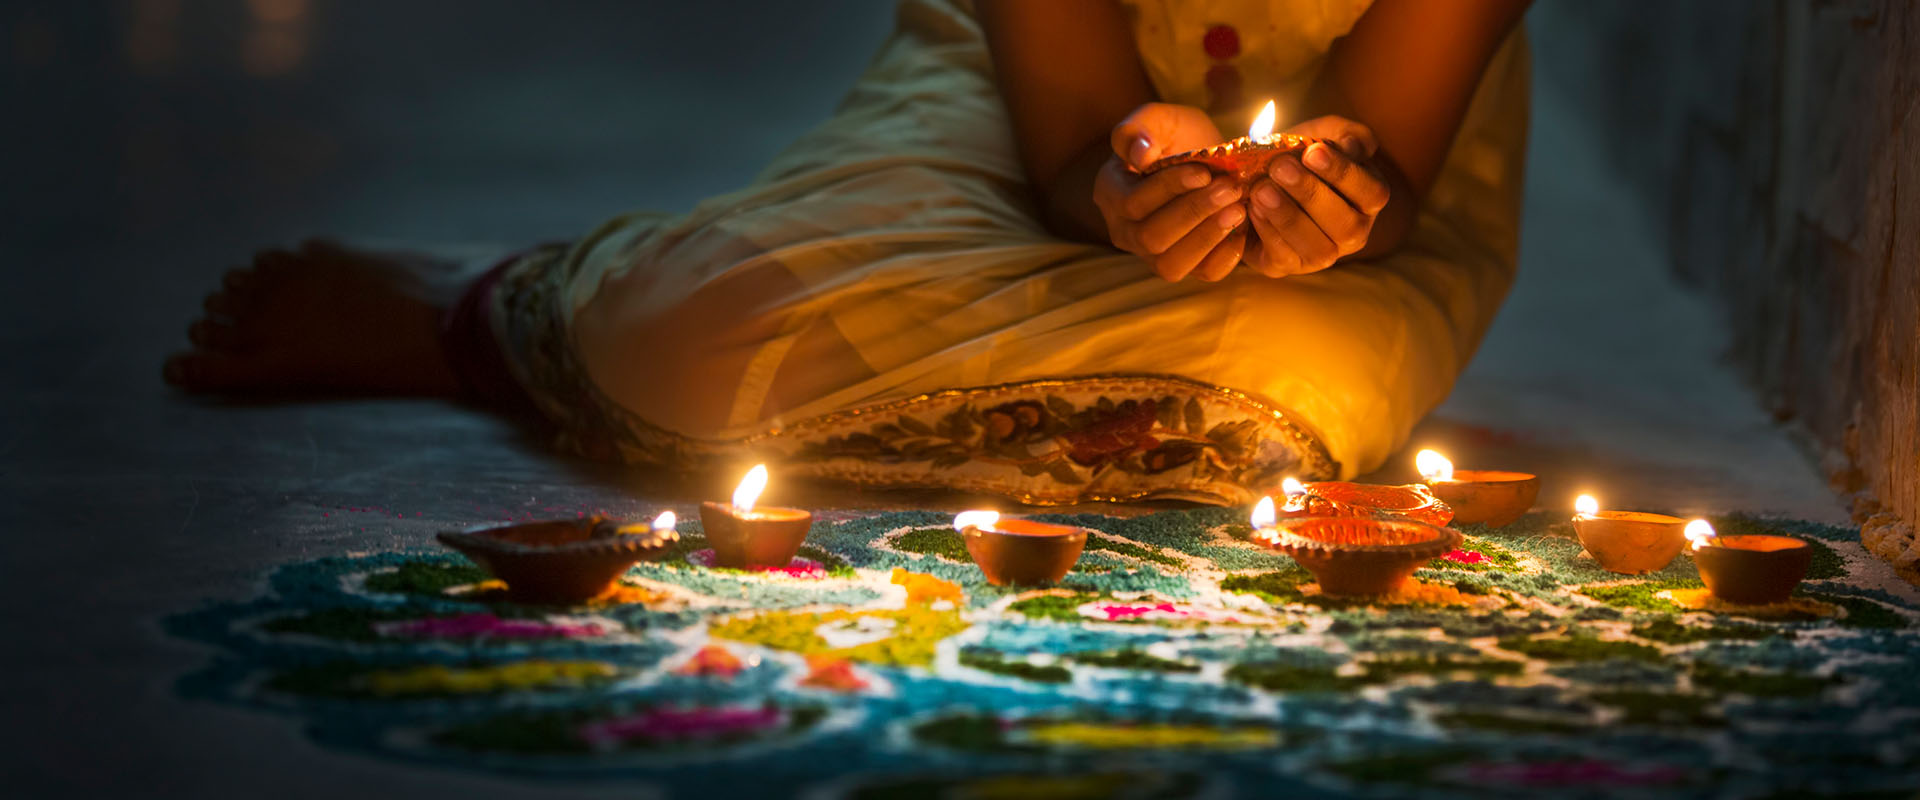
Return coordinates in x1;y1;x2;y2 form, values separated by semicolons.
1530;1;1919;573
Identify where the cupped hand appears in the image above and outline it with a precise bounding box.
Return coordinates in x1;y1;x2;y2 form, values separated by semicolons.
1093;103;1248;282
1243;115;1391;277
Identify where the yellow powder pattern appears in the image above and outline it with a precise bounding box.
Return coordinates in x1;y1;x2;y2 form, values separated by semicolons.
361;660;617;696
1019;722;1278;750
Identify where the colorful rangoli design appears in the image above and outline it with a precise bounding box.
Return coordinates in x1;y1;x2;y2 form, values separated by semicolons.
167;509;1920;797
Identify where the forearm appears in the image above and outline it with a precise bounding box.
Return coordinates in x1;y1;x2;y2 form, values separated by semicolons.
1035;138;1116;245
1348;150;1416;261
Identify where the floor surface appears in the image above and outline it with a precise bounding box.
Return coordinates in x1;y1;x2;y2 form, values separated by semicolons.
0;2;1871;797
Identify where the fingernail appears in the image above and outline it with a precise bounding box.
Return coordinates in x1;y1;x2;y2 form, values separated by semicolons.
1276;160;1303;185
1129;136;1151;165
1254;185;1281;208
1182;170;1209;189
1305;145;1332;171
1210;183;1240;204
1218;206;1246;228
1340;136;1364;156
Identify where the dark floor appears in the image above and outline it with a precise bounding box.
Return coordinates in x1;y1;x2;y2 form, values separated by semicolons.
0;2;1886;797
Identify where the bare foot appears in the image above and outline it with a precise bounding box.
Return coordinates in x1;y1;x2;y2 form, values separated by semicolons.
164;239;463;396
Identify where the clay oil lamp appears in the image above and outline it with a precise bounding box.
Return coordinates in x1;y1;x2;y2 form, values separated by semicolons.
1687;519;1812;605
1414;449;1538;528
1278;476;1455;528
1147;100;1322;187
1252;496;1461;596
699;464;813;568
1570;494;1687;574
953;510;1088;587
436;511;679;604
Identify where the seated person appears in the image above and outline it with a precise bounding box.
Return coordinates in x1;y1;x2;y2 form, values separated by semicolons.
166;0;1532;506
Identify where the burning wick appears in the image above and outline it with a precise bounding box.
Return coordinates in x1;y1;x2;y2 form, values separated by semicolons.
952;510;1000;534
1574;494;1600;519
1248;100;1277;144
651;510;677;535
1279;476;1308;512
1685;519;1718;551
1249;496;1277;544
732;464;769;515
1415;449;1455;483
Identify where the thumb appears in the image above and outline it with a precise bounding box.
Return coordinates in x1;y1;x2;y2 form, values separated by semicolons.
1110;104;1176;170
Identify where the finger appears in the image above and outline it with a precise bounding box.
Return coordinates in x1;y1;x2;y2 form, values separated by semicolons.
1300;142;1389;215
1193;228;1247;282
1249;179;1340;273
1110;103;1178;169
1136;179;1242;255
1152;204;1245;281
1272;153;1373;256
1290;116;1378;157
1246;208;1302;277
1120;165;1213;221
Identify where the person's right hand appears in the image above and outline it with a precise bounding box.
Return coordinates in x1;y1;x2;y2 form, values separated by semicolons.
1092;103;1247;281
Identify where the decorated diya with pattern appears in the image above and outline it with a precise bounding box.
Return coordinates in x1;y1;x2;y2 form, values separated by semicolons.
1275;477;1455;528
436;512;678;604
953;510;1087;587
1251;498;1461;596
1145;100;1324;187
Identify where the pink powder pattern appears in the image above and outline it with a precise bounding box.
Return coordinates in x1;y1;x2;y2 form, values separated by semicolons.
1450;760;1686;786
577;706;785;748
686;550;827;579
373;613;609;640
1442;549;1490;565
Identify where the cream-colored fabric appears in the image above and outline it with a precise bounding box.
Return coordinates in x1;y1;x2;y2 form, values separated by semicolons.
513;0;1528;480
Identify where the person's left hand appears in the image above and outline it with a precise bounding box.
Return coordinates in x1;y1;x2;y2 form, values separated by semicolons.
1242;116;1392;277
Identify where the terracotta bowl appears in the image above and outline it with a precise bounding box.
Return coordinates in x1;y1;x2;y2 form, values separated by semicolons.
699;502;813;568
1261;516;1461;597
1424;471;1538;528
959;518;1088;587
1573;512;1687;574
1148;133;1319;184
1693;534;1812;605
436;517;676;604
1288;481;1456;528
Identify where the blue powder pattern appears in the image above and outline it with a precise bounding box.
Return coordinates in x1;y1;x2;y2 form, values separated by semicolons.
165;510;1920;798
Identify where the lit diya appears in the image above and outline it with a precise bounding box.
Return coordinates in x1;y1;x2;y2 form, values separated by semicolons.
1277;476;1454;528
1251;496;1460;596
1686;520;1812;605
436;511;679;604
1146;100;1323;186
953;510;1088;587
699;464;813;568
1415;449;1538;528
1570;494;1687;574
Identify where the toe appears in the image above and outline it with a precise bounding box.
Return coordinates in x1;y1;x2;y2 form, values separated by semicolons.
254;248;299;275
222;268;254;294
188;318;245;352
202;290;241;318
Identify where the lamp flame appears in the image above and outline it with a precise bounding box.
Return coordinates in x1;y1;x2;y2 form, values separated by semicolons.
651;510;677;533
1574;495;1600;517
1685;519;1718;551
1248;100;1277;142
731;464;769;513
1416;449;1454;482
953;510;1000;533
1250;496;1276;530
